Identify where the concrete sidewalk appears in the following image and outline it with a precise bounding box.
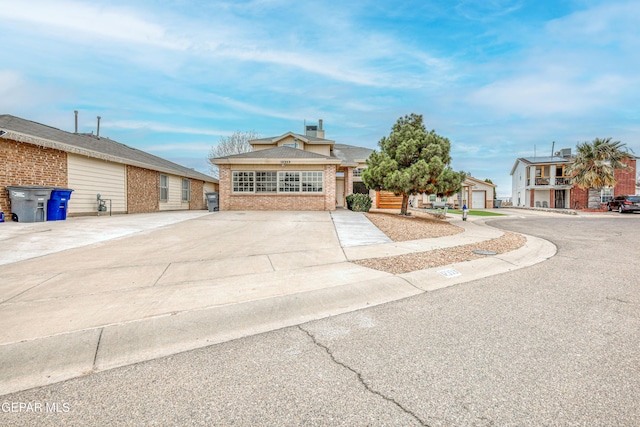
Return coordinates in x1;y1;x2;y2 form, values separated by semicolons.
0;209;555;396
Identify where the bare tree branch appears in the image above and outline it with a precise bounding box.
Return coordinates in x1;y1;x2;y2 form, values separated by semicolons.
207;130;259;177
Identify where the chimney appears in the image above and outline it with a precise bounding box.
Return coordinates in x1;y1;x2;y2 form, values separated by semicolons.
317;118;325;139
97;116;101;138
74;110;78;134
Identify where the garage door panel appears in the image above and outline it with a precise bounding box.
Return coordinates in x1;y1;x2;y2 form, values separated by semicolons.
472;191;485;209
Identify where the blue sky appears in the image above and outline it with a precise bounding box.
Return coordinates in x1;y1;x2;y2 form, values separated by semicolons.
1;0;639;196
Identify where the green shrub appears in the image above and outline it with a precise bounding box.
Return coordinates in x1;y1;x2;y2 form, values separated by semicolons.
346;193;372;212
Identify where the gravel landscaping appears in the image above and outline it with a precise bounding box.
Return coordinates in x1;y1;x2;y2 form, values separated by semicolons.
358;211;527;274
364;211;463;241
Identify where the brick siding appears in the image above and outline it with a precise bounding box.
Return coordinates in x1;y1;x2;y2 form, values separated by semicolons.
0;138;67;216
613;158;636;196
570;187;588;209
126;165;159;214
189;179;205;210
219;164;337;211
345;167;353;198
569;158;637;208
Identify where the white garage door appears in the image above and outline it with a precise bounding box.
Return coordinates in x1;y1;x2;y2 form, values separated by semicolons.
472;191;486;209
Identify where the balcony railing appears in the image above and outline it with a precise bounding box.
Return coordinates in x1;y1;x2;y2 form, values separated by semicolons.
535;178;550;185
526;177;572;187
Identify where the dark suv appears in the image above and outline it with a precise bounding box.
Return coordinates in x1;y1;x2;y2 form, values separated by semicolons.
607;195;640;213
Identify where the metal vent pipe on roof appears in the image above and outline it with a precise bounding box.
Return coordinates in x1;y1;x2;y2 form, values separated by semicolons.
74;110;78;134
97;116;101;138
319;119;323;130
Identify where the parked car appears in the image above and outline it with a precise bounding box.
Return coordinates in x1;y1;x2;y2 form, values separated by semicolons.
607;195;640;213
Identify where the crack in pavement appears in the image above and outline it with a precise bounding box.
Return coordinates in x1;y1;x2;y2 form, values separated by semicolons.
298;325;430;427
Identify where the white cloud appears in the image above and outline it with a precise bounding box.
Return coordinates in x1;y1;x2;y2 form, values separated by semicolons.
2;0;188;50
143;143;214;151
0;70;62;112
455;0;524;21
108;120;227;136
467;72;631;116
545;1;640;45
1;0;454;90
462;2;640;118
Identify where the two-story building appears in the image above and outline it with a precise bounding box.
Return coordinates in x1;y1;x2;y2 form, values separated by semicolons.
510;150;637;209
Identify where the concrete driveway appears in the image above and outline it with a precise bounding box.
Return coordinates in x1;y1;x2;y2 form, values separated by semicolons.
0;213;636;426
0;211;420;395
0;209;552;396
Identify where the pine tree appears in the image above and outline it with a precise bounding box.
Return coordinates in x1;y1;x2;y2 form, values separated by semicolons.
362;114;466;215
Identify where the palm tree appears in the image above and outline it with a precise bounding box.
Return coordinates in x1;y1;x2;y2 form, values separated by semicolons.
567;138;632;209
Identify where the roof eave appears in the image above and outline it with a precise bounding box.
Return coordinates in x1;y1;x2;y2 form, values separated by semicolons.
1;129;218;183
250;132;335;146
211;158;341;165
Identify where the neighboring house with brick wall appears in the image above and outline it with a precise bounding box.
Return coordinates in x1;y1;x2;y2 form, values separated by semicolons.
510;150;637;209
0;115;218;217
210;120;373;211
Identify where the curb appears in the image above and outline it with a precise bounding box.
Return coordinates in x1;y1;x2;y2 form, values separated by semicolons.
0;219;557;397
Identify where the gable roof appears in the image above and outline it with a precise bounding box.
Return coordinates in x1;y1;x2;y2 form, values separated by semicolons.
332;144;373;166
464;176;496;188
510;156;572;176
250;132;335;146
0;114;217;183
211;146;341;165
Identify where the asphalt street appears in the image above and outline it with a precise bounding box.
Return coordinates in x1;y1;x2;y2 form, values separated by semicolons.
2;213;639;426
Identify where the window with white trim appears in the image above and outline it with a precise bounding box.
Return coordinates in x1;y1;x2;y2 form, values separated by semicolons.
429;194;436;202
233;171;254;192
232;170;324;194
256;171;277;193
601;187;614;203
302;171;323;192
182;178;191;202
278;172;300;192
160;174;168;201
353;168;364;178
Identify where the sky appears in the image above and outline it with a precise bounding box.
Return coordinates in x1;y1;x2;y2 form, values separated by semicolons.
1;0;639;196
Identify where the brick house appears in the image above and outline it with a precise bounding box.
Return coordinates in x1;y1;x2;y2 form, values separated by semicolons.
0;115;218;217
510;151;637;209
211;120;373;211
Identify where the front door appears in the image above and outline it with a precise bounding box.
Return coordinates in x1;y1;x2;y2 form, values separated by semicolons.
554;190;566;208
336;179;345;207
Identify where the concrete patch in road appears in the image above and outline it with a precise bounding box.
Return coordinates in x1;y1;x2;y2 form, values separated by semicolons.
156;255;274;285
0;273;58;303
11;264;169;302
268;247;346;270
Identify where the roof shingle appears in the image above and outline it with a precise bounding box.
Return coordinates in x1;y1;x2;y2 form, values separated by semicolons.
0;115;217;182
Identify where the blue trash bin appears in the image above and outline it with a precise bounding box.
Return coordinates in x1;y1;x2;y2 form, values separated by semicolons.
47;189;74;221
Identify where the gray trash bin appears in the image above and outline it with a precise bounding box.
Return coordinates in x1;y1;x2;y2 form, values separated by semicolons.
493;199;502;208
6;186;54;222
205;192;219;212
